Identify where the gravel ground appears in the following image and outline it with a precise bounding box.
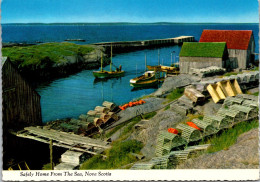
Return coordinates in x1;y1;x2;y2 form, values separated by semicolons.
177;128;259;169
153;74;200;96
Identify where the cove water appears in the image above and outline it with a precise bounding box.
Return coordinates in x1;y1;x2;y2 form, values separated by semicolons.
2;23;258;122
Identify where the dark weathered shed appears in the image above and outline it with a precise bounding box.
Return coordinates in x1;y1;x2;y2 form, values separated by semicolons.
2;57;42;131
179;42;229;73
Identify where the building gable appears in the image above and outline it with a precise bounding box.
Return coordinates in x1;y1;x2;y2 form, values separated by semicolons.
199;30;253;50
179;42;227;58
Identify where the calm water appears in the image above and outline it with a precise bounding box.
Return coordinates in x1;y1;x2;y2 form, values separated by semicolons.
2;23;259;122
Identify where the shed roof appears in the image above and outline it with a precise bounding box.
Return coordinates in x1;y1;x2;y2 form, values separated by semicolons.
179;42;226;58
199;30;253;50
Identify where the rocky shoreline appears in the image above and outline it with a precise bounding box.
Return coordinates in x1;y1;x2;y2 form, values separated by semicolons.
2;43;110;83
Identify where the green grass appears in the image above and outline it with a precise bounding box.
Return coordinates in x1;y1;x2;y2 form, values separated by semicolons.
165;87;184;103
105;112;157;139
80;140;143;169
201;120;259;153
119;112;156;139
253;92;259;96
164;105;170;110
143;111;157;119
105;124;125;138
179;42;226;58
82;112;157;169
136;94;155;100
251;66;259;71
42;163;53;170
119;117;142;139
2;42;94;69
223;72;242;77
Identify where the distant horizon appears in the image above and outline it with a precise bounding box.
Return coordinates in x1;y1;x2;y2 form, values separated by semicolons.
2;22;259;25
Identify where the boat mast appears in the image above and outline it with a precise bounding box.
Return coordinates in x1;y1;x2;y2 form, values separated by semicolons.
171;52;173;66
158;50;160;66
145;53;147;72
110;43;112;72
101;52;103;72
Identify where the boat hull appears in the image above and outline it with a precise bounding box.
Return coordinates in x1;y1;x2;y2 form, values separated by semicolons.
130;79;158;88
130;75;155;84
93;71;125;78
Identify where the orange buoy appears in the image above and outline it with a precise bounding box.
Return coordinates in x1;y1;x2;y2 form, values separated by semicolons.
168;128;178;134
186;122;200;130
129;102;133;107
119;106;125;110
133;101;138;106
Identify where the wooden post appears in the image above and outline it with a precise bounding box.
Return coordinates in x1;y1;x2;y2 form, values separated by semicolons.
101;52;103;72
110;43;112;72
158;50;160;66
145;53;147;72
49;139;54;170
171;53;172;66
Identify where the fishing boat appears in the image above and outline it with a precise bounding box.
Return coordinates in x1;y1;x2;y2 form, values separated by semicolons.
130;54;158;87
130;75;158;87
93;45;125;78
147;50;180;75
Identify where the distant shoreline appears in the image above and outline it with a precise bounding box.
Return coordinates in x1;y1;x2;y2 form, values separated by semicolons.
1;22;258;26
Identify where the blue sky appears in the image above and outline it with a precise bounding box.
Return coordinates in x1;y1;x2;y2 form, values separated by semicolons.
1;0;259;23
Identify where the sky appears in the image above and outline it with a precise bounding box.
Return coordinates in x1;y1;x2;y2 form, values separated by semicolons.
1;0;259;23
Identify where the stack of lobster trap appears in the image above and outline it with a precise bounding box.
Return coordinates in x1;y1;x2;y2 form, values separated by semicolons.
60;101;119;136
137;94;259;170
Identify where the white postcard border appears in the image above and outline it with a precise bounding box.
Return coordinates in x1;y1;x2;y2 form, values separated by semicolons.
2;169;260;181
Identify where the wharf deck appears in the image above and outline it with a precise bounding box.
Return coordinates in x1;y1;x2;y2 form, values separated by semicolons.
94;36;195;53
14;126;110;155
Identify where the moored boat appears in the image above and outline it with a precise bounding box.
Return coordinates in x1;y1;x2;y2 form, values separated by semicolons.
93;70;125;78
130;78;158;87
93;44;125;78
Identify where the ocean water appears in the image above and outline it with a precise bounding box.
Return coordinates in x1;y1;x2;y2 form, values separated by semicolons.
2;23;259;122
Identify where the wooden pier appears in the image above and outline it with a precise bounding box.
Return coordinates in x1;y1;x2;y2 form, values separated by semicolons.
14;126;110;155
94;36;195;54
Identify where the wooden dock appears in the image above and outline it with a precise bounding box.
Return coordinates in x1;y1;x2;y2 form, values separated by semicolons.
14;126;110;155
94;36;195;54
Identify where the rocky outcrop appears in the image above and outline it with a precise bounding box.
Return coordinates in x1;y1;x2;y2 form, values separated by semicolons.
153;74;200;97
18;45;109;83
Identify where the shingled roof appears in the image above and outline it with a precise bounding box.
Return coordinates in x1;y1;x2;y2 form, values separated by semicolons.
199;30;253;50
179;42;227;58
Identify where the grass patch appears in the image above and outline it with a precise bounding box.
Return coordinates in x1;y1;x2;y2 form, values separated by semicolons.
165;87;184;103
185;114;203;122
105;124;125;138
201;120;259;153
105;112;157;139
164;105;170;110
223;72;241;77
143;111;157;119
2;42;94;69
83;112;157;169
80;140;143;169
136;94;155;100
42;163;53;170
251;66;259;71
246;90;259;96
119;117;142;139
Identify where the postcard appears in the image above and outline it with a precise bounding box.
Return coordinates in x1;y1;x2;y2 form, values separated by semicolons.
1;0;259;181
